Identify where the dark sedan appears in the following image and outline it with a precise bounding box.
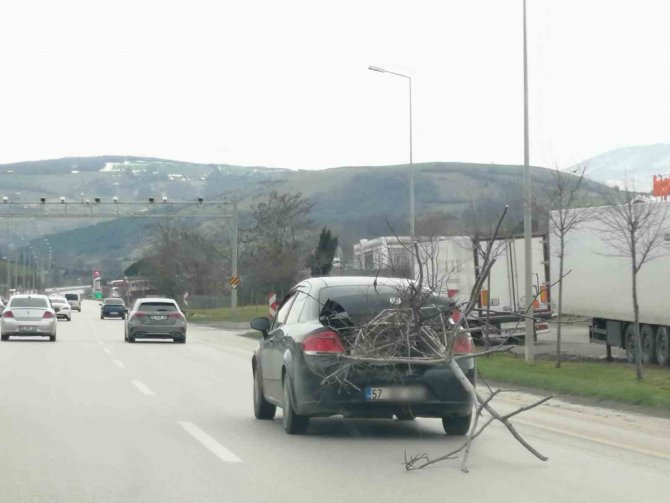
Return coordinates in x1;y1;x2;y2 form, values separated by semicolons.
100;298;127;319
250;276;475;435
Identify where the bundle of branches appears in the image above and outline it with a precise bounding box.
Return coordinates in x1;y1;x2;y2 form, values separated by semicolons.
344;306;455;361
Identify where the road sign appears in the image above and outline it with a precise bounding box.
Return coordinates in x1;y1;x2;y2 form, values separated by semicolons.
268;292;278;317
229;276;240;289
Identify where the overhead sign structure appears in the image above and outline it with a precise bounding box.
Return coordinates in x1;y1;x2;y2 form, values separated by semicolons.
268;292;278;317
229;276;240;290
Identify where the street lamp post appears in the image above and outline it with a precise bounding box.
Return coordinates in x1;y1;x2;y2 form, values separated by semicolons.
368;65;415;277
522;0;535;362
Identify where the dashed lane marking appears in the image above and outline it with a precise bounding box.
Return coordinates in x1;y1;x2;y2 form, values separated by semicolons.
132;380;155;396
178;421;242;463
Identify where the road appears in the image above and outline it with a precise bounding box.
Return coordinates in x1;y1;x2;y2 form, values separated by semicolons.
0;300;667;502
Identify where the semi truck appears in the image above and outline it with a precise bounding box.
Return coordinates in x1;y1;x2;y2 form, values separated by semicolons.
550;202;670;366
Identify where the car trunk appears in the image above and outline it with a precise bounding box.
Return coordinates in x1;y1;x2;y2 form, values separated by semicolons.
11;308;48;322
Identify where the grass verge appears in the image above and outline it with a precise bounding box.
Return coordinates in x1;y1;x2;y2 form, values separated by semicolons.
476;353;670;410
187;305;267;324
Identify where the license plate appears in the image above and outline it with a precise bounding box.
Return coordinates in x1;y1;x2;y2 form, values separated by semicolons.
364;386;427;402
150;315;167;320
19;326;38;332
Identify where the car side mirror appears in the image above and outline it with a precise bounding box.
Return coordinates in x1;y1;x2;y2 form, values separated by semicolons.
250;316;270;337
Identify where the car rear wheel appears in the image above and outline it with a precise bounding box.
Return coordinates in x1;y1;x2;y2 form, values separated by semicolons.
442;413;472;435
174;336;186;344
1;334;8;341
128;334;136;343
282;376;309;434
49;335;56;342
253;368;276;420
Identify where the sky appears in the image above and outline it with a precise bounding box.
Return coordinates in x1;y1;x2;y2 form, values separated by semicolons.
1;0;669;170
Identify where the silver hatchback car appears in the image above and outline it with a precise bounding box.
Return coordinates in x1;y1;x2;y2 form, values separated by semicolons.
1;294;58;341
124;297;187;343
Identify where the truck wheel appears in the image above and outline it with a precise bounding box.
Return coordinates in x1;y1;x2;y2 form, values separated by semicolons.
656;326;670;366
624;324;638;364
640;325;656;364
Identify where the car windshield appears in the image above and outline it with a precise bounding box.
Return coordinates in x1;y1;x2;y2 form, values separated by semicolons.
10;297;48;308
104;299;124;305
51;298;68;304
138;302;178;312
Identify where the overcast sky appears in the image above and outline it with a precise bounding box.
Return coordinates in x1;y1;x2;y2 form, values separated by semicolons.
1;0;668;170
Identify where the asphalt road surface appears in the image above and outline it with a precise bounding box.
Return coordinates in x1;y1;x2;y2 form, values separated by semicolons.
0;301;667;502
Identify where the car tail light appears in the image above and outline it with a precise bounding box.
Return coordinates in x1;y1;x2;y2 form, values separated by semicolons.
302;330;345;355
130;312;147;322
2;310;13;318
168;312;184;320
453;333;474;354
43;311;54;319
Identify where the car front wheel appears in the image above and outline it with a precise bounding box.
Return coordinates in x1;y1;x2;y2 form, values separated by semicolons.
282;375;309;434
442;413;472;435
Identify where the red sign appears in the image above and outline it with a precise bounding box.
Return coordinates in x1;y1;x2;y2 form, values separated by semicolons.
268;292;278;318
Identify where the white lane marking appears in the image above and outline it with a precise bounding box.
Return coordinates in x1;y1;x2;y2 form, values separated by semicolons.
178;421;242;463
103;348;111;354
112;359;125;369
132;380;155;396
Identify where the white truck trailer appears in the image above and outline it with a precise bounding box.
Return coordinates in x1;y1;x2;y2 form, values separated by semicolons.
416;234;551;341
550;203;670;366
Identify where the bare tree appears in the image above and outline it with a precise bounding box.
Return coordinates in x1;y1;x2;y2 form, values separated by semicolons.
597;183;668;380
315;207;551;472
538;166;591;368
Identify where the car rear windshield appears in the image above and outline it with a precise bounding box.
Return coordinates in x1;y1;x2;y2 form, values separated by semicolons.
138;302;178;312
318;285;450;327
104;298;125;305
65;294;79;301
11;297;49;308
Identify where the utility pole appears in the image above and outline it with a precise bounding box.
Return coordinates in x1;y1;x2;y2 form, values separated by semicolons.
6;256;10;298
231;200;239;310
523;0;535;362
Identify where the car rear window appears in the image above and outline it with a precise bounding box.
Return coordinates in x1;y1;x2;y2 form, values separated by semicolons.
138;302;178;312
318;285;450;327
11;297;49;308
65;294;79;301
104;299;125;305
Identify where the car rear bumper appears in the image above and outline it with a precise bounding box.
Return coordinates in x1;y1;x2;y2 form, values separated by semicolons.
291;358;476;418
128;326;186;339
102;310;125;317
1;319;57;336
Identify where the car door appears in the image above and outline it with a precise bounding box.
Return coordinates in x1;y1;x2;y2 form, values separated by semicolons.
262;292;297;401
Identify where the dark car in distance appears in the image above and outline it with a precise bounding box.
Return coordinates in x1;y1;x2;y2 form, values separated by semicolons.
250;276;475;435
100;298;127;319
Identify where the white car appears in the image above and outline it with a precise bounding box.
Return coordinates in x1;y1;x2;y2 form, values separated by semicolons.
64;292;82;312
49;295;72;321
1;294;58;341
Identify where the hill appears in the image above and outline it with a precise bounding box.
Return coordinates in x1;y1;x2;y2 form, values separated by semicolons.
0;156;607;282
578;143;670;190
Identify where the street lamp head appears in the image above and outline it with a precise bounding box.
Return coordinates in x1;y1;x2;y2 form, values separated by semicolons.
368;65;386;73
